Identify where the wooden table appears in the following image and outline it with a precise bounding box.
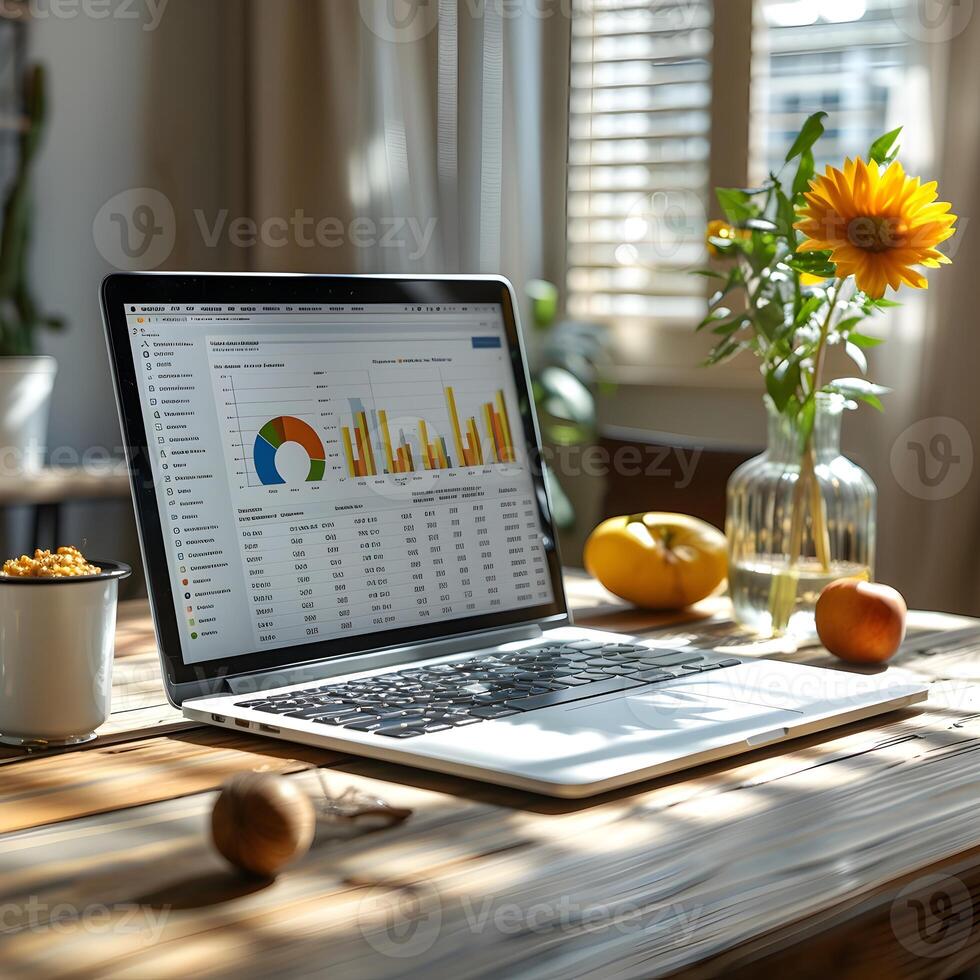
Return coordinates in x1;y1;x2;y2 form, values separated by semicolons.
2;575;980;978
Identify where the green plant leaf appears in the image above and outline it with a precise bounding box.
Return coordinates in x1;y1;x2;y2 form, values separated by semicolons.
704;336;745;366
784;111;827;164
792;147;815;197
765;357;801;412
825;377;891;402
711;313;748;336
787;253;836;278
794;294;822;327
716;187;756;224
847;330;884;348
868;126;902;165
775;188;796;237
526;279;559;330
542;463;575;529
537;366;595;426
844;341;868;374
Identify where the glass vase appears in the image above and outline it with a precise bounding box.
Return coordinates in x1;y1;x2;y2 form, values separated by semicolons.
726;394;876;639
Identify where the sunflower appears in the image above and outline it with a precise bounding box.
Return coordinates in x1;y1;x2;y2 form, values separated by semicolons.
794;157;956;298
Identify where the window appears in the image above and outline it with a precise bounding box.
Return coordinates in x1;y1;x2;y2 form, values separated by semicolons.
566;0;915;379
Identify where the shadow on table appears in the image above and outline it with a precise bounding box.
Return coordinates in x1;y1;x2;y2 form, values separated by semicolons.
134;871;274;910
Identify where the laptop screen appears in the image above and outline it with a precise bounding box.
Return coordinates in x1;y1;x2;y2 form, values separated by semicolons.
125;301;556;666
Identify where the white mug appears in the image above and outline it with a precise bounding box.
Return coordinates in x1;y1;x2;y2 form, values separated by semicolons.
0;561;131;748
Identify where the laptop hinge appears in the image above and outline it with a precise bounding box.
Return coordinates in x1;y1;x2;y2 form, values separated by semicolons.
222;623;545;696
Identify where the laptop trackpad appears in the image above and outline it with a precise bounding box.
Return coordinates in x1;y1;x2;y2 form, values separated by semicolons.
566;686;803;741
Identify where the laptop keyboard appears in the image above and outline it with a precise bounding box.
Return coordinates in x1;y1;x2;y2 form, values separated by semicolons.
233;641;742;739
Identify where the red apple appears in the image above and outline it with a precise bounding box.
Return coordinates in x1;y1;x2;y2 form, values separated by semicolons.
815;579;907;664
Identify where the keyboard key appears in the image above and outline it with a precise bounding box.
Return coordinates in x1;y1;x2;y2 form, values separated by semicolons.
469;706;520;719
314;713;363;726
718;659;742;667
344;719;386;732
633;668;676;683
420;722;452;733
504;675;645;711
637;652;705;667
375;726;425;739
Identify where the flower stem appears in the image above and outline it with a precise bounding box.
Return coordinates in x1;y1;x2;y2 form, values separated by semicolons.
770;281;840;633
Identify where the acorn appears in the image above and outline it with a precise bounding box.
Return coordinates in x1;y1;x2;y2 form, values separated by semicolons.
211;773;316;877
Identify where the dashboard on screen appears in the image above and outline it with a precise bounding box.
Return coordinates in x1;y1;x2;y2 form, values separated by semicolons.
124;301;556;666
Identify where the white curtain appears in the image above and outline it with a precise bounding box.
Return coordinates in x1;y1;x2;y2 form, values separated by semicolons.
885;13;980;615
151;0;571;302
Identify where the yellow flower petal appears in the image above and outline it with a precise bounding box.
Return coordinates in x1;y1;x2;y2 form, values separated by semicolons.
796;155;957;297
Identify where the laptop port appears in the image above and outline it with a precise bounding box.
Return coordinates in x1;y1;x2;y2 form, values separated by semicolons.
235;719;251;729
259;724;280;734
211;713;226;723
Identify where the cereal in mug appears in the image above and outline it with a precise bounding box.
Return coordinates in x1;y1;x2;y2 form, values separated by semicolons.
2;547;102;578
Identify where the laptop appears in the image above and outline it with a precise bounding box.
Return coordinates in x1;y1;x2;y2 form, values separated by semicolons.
102;273;927;798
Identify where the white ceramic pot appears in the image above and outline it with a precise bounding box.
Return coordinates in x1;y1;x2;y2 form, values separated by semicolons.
0;561;131;747
0;356;58;475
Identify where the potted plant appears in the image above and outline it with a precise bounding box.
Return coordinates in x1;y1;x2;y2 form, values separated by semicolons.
525;279;610;528
0;64;63;473
696;114;956;637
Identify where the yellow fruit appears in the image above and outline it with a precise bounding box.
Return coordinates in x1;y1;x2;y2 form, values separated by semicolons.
584;512;727;610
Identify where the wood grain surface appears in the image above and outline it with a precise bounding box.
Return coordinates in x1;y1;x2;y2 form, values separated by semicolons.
0;576;979;978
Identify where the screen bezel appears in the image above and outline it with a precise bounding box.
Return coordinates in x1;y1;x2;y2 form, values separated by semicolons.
102;273;568;691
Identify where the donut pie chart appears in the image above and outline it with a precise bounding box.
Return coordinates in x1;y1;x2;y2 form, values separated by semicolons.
253;416;326;485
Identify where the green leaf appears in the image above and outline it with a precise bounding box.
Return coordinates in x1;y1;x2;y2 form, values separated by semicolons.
868;126;902;166
690;269;728;280
704;337;745;366
825;377;891;400
526;279;559;330
696;306;732;331
847;331;884;348
844;341;868;374
537;366;595;426
787;253;836;278
711;314;748;336
754;298;785;342
542;463;575;529
716;187;756;224
784;111;827;164
866;296;901;309
766;357;801;412
792;148;815;197
775;188;796;237
794;294;822;327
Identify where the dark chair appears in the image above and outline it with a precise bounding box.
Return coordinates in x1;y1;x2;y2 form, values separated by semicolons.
597;425;760;532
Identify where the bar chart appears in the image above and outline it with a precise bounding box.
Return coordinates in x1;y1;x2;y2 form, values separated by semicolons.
339;385;517;478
